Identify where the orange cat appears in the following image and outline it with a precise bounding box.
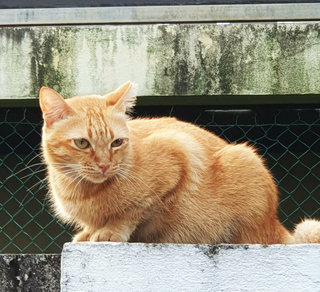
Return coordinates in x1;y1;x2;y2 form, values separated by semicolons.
39;81;320;244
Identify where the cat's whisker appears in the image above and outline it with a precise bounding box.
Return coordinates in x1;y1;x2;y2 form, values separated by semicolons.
27;177;48;192
52;162;79;166
55;168;79;176
55;170;81;183
13;177;49;208
5;162;79;191
51;164;80;173
21;178;49;205
5;162;46;181
19;168;47;180
26;153;42;166
70;175;86;200
49;170;84;201
20;166;80;179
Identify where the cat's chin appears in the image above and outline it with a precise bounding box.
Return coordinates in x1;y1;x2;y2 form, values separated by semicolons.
84;174;114;184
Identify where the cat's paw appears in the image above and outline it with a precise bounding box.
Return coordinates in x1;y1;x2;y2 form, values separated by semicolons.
72;230;91;242
90;228;129;242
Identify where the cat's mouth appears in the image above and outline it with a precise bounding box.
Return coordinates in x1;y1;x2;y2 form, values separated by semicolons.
82;170;117;184
83;173;108;184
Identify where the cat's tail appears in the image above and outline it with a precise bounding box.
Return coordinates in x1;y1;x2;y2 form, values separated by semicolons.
291;219;320;243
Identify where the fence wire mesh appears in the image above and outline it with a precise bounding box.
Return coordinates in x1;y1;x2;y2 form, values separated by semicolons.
0;106;319;253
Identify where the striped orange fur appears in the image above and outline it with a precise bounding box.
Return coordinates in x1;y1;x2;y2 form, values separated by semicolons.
39;81;320;244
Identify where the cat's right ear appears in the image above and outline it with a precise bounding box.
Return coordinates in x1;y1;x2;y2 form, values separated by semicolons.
39;87;73;127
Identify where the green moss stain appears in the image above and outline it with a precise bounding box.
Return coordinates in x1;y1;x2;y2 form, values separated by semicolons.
264;25;281;94
151;25;215;96
29;27;77;98
217;29;235;95
275;24;320;94
172;30;191;95
151;23;320;97
0;27;27;44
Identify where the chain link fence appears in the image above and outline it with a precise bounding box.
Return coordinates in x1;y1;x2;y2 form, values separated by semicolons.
1;106;319;253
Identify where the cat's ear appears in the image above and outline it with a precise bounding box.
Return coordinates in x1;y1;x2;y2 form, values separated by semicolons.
39;87;73;127
105;81;137;113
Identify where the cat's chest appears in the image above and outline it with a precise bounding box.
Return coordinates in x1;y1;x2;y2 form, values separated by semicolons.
52;188;111;227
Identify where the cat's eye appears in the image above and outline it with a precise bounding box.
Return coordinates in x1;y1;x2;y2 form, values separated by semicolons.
111;138;124;148
74;138;90;149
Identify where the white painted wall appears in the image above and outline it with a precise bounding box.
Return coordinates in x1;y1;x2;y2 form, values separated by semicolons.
61;243;320;292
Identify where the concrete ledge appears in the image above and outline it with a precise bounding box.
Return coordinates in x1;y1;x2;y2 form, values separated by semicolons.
61;242;320;291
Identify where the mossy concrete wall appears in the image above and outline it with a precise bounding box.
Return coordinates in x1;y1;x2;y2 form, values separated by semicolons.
1;23;320;103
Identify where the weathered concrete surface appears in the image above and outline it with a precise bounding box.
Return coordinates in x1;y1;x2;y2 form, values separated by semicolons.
62;242;320;292
0;254;60;291
1;23;320;101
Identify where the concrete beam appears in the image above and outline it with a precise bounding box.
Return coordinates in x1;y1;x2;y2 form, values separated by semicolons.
61;242;320;292
2;4;320;26
1;23;320;104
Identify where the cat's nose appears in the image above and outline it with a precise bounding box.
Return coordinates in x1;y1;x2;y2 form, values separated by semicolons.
98;164;110;174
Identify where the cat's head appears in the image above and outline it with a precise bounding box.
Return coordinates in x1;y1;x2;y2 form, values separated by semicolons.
39;81;137;184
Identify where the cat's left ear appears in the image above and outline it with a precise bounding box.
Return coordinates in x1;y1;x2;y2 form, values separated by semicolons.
106;81;137;113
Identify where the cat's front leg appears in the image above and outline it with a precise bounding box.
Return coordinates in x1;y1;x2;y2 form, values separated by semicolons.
72;225;129;242
90;227;128;242
72;228;91;242
90;220;136;242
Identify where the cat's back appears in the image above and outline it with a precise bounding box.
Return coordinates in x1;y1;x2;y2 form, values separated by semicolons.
129;117;184;137
128;117;226;150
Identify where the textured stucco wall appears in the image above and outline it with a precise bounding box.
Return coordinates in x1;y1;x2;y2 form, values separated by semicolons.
1;23;320;102
61;242;320;292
